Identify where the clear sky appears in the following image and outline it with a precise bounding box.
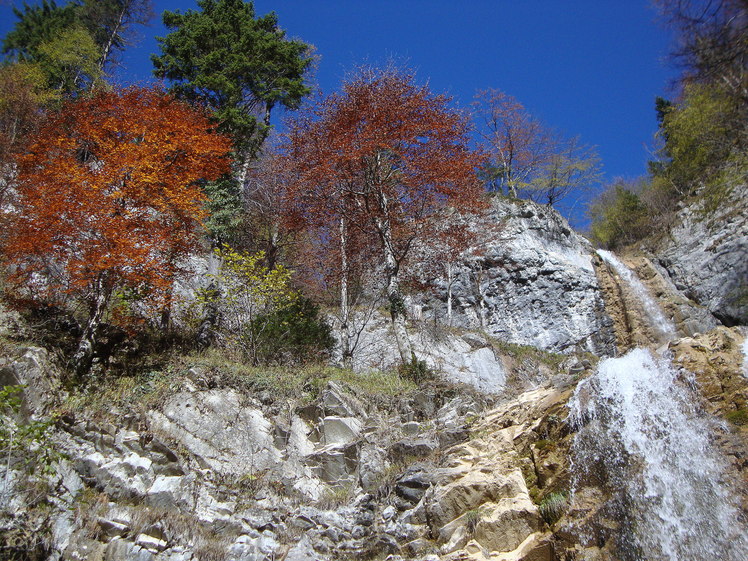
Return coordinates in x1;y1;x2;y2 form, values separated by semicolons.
1;0;678;228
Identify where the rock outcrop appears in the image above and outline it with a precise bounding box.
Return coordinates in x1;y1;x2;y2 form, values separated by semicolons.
417;198;616;356
646;187;748;326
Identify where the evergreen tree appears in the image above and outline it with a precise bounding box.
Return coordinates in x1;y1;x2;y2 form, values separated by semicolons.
2;0;79;61
151;0;312;243
152;0;312;162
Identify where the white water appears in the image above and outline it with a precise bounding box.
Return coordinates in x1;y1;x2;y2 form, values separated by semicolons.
597;249;677;341
569;348;748;561
742;335;748;378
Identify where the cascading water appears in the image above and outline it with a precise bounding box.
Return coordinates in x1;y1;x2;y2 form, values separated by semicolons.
597;249;677;342
742;335;748;378
569;348;748;560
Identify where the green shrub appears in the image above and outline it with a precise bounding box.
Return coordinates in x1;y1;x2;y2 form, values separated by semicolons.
397;353;434;385
588;181;651;249
0;385;61;475
539;491;568;525
245;296;335;365
726;409;748;426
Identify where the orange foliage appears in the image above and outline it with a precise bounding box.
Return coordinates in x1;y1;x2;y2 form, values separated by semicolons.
283;66;486;287
1;86;231;315
282;66;486;361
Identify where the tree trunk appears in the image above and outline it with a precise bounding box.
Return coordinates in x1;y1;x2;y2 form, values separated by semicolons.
72;274;110;377
374;212;412;363
446;261;453;325
339;216;353;366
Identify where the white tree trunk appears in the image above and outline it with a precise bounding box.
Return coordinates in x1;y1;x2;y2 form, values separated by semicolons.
446;261;453;325
339;215;353;366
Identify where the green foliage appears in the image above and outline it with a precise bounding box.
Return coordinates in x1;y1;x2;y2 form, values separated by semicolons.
200;245;299;363
539;491;568;525
202;176;245;245
725;408;748;426
246;295;335;366
397;353;434;385
3;0;153;67
0;385;61;475
186;352;416;402
525;138;602;207
2;0;79;61
35;25;102;93
464;508;481;535
2;2;102;96
588;181;651;249
152;0;313;159
656;84;743;192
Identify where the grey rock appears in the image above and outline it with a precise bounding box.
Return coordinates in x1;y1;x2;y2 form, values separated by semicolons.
147;389;281;476
402;421;420;436
418;198;616;355
321;381;368;419
389;439;437;462
0;346;62;415
308;443;359;483
135;533;168;552
105;538;155;561
97;517;130;537
319;416;363;446
284;535;322;561
395;472;432;505
359;444;388;492
650;188;748;325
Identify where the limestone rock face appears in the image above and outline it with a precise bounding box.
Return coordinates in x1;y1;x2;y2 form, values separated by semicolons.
648;187;748;326
0;346;62;415
420;198;616;356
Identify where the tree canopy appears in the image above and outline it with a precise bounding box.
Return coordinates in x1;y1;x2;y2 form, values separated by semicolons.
473;88;601;207
283;66;485;362
2;0;153;95
0;87;231;373
152;0;313;161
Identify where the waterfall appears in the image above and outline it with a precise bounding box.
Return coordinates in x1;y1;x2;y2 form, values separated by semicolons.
742;335;748;378
569;348;748;561
597;249;677;341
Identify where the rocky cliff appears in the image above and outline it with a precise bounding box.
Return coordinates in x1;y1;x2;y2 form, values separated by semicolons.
1;196;747;561
644;186;748;326
415;198;617;357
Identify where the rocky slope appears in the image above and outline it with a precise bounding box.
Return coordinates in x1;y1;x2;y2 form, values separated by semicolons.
2;195;747;561
3;319;746;561
644;186;748;326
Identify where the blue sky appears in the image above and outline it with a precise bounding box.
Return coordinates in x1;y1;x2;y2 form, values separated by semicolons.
1;1;678;228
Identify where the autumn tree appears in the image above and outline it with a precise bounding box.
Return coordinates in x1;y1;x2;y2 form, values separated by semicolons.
473;88;553;197
525;135;602;207
0;87;231;375
473;88;601;208
0;61;58;188
284;66;485;363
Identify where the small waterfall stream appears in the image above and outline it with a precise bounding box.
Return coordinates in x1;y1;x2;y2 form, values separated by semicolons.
568;250;748;560
597;249;677;342
569;349;748;560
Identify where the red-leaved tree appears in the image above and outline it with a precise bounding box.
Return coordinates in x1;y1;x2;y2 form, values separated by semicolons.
1;86;231;374
283;66;485;363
